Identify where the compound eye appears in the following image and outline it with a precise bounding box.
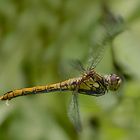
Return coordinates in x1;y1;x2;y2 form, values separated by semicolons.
110;74;122;90
110;74;117;83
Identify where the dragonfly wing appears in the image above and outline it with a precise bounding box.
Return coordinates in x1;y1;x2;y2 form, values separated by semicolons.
69;59;85;73
68;91;82;131
88;43;105;69
87;6;124;70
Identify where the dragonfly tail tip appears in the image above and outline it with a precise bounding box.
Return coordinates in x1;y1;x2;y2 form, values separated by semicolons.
0;96;3;100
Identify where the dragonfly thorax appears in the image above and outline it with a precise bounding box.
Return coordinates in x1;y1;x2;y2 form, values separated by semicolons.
104;74;122;91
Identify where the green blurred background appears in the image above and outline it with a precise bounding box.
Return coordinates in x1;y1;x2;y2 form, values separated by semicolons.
0;0;140;140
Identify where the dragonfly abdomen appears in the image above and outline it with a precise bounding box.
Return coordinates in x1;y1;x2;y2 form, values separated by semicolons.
0;86;49;100
0;78;79;100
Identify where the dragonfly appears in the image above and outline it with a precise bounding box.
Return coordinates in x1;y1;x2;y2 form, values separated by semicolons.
0;62;122;131
0;9;123;131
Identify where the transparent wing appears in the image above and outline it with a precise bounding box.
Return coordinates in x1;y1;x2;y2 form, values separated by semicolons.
87;5;124;70
68;91;82;131
88;41;105;70
69;59;85;73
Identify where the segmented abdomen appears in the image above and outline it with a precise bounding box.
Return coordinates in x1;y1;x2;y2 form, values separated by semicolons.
0;78;80;100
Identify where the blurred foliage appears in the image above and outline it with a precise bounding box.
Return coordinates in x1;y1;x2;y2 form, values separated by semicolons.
0;0;140;140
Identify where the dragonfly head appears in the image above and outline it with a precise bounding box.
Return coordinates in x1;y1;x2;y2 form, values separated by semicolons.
105;74;122;91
